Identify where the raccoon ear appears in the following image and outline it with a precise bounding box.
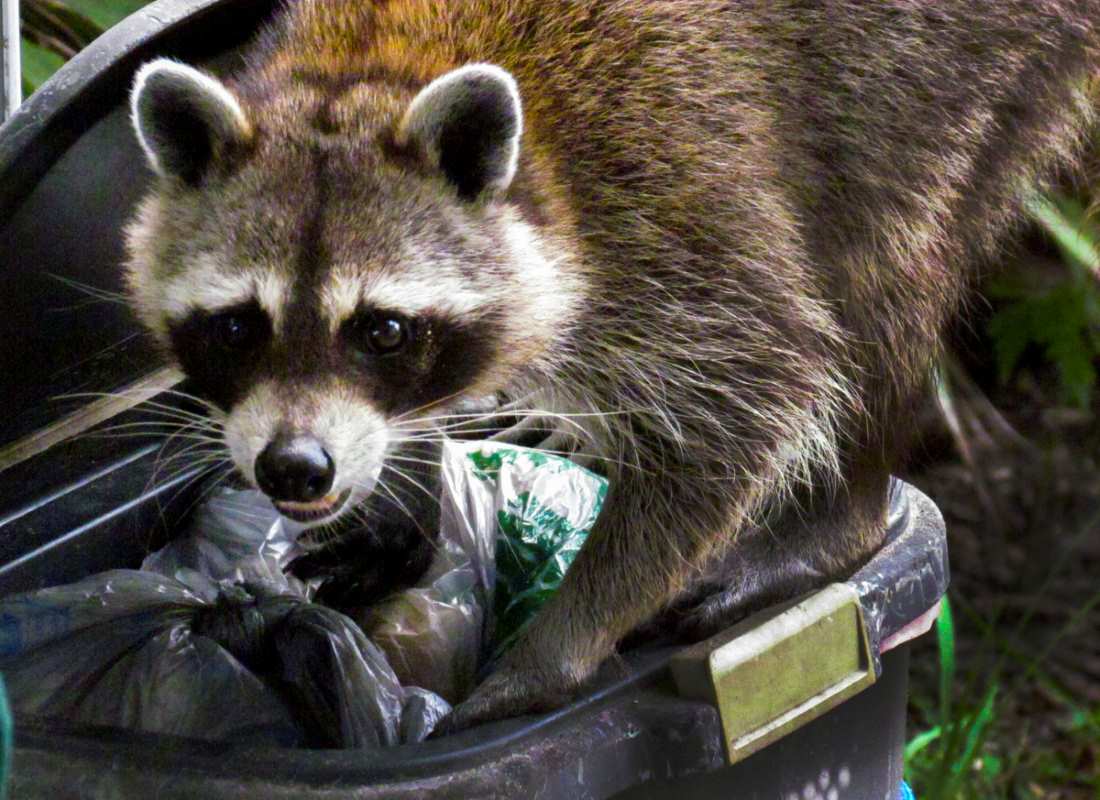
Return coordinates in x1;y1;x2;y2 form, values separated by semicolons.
396;64;522;200
130;59;251;185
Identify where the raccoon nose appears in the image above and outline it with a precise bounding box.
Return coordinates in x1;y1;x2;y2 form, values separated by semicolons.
254;435;335;502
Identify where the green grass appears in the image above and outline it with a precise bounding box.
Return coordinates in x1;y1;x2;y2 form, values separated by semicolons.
906;592;1100;799
20;0;151;94
905;598;1002;798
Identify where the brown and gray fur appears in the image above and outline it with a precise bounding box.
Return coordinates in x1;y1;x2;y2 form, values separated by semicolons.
124;0;1100;728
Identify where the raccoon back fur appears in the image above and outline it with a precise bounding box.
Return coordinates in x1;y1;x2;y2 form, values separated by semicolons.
124;0;1100;727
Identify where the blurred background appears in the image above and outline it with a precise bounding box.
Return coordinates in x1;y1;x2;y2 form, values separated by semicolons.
11;2;1100;796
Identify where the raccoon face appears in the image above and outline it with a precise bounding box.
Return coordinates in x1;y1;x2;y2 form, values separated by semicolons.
125;60;578;532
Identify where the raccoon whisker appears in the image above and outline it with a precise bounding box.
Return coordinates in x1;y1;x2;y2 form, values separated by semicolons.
368;479;445;555
370;477;423;532
142;458;231;511
382;453;449;470
388;389;472;425
169;462;238;524
377;479;423;516
46;274;129;305
394;428;514;443
57;390;206;413
119;403;222;424
101;422;223;444
87;415;220;431
147;452;231;490
78;421;222;441
157;450;231;484
57;392;225;429
46;334;143;380
392;407;631;429
146;441;230;488
80;424;223;444
150;442;227;472
378;463;440;508
81;432;226;447
152;388;224;417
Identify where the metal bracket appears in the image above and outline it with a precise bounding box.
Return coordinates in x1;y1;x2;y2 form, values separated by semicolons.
670;583;877;765
1;0;19;121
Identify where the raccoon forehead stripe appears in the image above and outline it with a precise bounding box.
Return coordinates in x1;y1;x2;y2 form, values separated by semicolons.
162;265;290;328
320;270;494;331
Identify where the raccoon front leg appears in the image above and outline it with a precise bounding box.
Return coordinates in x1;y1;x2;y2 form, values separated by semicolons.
670;466;891;641
439;469;750;731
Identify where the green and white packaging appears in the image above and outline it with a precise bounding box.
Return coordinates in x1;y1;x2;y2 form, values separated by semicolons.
439;441;609;660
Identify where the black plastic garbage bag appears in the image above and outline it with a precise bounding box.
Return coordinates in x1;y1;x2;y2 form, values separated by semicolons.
0;573;447;747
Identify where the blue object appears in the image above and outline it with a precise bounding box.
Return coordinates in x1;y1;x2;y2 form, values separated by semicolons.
899;780;915;800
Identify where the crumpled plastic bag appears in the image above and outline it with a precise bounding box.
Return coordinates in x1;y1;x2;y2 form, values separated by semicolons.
0;440;607;747
0;492;445;747
0;571;442;747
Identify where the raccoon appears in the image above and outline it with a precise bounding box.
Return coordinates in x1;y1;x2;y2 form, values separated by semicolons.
124;0;1100;729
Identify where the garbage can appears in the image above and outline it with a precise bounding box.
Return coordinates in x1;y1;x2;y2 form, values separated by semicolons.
0;3;950;797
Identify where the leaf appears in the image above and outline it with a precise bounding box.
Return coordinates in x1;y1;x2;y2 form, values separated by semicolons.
987;302;1034;383
1048;331;1097;407
938;595;956;727
951;683;998;778
905;726;942;765
987;278;1100;407
981;754;1003;779
55;0;149;32
32;0;105;45
20;38;66;95
1027;195;1100;281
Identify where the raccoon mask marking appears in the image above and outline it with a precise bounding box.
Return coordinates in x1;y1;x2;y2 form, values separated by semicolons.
126;59;579;535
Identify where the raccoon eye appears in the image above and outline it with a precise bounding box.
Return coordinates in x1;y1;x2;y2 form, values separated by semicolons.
367;316;408;354
350;313;409;356
211;310;263;350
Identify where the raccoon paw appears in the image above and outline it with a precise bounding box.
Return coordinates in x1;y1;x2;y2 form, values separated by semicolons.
285;549;342;581
672;589;753;643
285;552;390;611
431;659;582;736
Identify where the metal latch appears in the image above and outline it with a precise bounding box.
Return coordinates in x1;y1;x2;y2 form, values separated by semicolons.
670;583;876;765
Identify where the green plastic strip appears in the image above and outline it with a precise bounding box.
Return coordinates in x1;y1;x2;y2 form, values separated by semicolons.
0;673;12;800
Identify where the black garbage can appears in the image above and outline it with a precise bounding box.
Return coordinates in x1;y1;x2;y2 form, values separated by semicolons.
0;3;950;797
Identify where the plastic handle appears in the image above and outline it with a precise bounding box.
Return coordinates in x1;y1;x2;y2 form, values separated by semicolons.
670;583;877;765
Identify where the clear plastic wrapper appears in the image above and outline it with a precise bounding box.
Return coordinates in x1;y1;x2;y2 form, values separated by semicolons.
357;535;484;705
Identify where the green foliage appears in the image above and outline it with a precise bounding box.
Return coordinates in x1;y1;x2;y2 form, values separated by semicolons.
988;196;1100;409
19;39;65;98
906;598;1003;799
20;0;151;94
51;0;148;34
906;589;1100;798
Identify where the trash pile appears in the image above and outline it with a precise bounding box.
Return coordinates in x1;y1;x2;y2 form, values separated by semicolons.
0;441;607;747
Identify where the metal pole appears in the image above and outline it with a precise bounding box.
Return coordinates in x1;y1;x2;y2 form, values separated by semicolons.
1;0;20;121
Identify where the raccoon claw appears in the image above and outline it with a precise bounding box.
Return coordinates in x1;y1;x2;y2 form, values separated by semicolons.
285;550;339;582
672;589;752;642
431;660;582;736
